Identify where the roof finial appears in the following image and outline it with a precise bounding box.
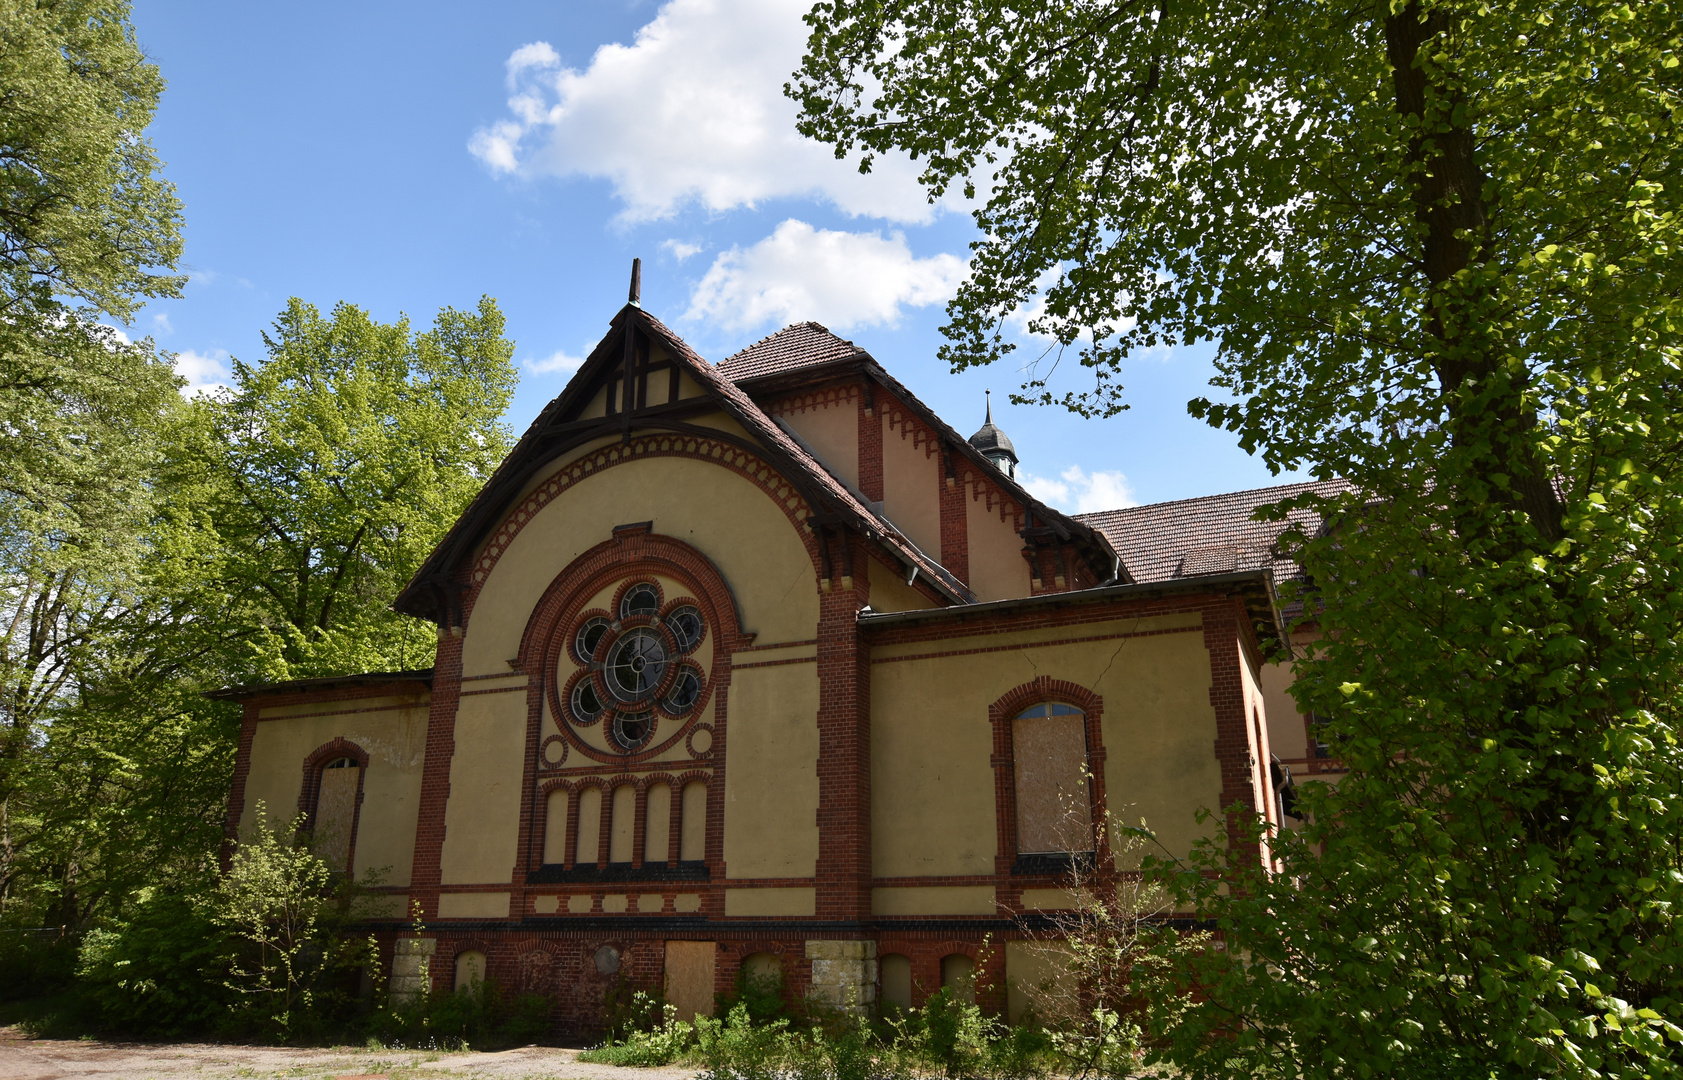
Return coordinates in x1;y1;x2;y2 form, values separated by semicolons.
629;257;642;306
985;388;993;424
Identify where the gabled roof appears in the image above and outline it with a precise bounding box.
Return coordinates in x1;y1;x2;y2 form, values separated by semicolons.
717;322;867;381
394;305;975;623
1075;479;1351;586
719;323;1123;585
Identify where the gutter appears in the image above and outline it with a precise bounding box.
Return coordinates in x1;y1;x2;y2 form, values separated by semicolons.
858;570;1283;639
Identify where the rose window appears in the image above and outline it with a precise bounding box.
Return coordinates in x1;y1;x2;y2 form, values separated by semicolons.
562;581;708;752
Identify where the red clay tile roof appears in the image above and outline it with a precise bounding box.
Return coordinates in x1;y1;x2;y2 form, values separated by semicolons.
1075;479;1351;585
716;322;866;381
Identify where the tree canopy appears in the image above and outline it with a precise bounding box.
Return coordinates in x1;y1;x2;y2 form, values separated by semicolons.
795;1;1682;1077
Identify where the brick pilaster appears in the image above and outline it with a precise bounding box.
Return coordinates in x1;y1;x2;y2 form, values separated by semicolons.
813;533;872;920
410;623;465;919
938;454;970;584
858;389;884;504
1202;599;1264;864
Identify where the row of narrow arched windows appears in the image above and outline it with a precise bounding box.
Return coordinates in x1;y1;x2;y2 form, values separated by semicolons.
544;780;707;867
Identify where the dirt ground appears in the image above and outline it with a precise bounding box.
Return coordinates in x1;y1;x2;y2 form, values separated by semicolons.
0;1026;701;1080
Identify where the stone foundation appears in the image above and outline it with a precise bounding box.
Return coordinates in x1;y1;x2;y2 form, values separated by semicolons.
389;937;436;1005
805;939;877;1015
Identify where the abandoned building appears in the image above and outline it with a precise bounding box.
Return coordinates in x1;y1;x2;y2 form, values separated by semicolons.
218;280;1337;1030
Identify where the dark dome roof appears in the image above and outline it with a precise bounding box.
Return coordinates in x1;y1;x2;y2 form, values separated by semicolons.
968;395;1017;462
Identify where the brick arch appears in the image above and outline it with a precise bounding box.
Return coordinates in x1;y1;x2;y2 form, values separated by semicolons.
296;737;370;826
459;434;823;626
989;677;1110;880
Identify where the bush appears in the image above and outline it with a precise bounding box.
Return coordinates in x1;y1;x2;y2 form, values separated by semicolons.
580;992;696;1066
75;887;226;1037
369;976;553;1050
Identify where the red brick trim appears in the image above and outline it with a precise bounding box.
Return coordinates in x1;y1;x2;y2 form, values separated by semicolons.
458;435;820;625
988;678;1110;895
873;625;1201;666
411;629;465;919
223;701;260;869
814;533;872;920
1201;601;1265;862
939;446;970;584
511;531;737;912
858;388;884;503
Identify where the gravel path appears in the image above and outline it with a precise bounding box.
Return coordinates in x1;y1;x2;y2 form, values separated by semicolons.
0;1027;701;1080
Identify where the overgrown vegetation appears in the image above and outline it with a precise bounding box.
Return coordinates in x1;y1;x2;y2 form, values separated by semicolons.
795;0;1683;1076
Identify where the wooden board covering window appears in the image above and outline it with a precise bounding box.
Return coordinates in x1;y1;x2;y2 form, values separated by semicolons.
314;764;360;872
1012;708;1092;854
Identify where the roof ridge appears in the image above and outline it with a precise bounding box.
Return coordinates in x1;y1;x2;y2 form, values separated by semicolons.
1074;478;1348;520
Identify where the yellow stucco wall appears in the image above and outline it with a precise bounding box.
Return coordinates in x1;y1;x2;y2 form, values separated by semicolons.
881;424;941;558
438;690;527;884
242;695;429;886
871;886;996;915
866;555;938;615
723;887;815;916
723;661;820;879
965;486;1029;601
870;613;1224;873
461;447;818;677
779;397;859;490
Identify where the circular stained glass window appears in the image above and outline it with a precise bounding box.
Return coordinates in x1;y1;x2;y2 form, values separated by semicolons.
575;616;610;663
570;679;604;725
611;711;655;751
666;605;704;653
662;665;702;715
621;583;660;618
606;628;668;703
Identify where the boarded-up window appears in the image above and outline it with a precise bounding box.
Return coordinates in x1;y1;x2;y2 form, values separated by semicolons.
665;940;716;1022
1012;704;1092;854
575;787;603;865
610;784;637;863
881;953;912;1011
680;781;707;861
313;757;360;873
543;788;569;865
645;783;672;864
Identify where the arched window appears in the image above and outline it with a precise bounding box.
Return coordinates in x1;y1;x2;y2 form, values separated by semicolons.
313;756;362;873
1012;703;1093;855
454;950;486;992
941;954;976;1004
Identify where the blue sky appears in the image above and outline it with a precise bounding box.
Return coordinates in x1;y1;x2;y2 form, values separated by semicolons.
129;0;1297;511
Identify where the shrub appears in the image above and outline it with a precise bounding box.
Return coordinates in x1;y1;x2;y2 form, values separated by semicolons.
580;993;696;1066
75;887;226;1037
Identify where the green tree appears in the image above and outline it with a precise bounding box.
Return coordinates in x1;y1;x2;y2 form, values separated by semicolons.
0;0;183;916
192;296;517;680
794;2;1682;1077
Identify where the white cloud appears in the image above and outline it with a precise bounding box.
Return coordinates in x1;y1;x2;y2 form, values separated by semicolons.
684;219;965;332
174;349;231;398
151;312;173;335
662;239;703;262
524;348;589;376
468;0;945;223
1020;465;1137;515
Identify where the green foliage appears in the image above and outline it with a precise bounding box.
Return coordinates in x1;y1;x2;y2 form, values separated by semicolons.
0;0;187;927
580;993;697;1066
213;803;381;1040
369;976;553;1051
719;960;796;1025
795;0;1683;1077
190;296;517;681
75;887;225;1036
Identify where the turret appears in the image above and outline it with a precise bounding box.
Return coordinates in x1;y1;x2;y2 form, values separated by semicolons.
968;390;1018;478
